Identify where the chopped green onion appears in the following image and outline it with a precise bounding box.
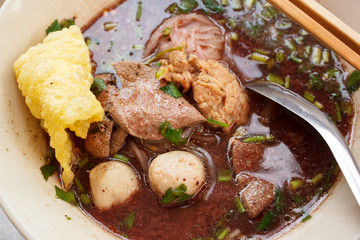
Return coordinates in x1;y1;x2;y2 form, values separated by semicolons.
161;184;191;204
302;215;312;222
74;177;85;193
314;101;324;109
284;38;296;51
304;45;311;58
275;189;285;213
136;1;142;21
162;27;171;36
113;154;130;163
276;50;284;63
335;102;342;122
230;0;242;10
55;186;77;205
160;82;183;98
122;233;129;239
347;70;360;93
85;37;92;46
234;197;246;213
177;0;198;14
267;58;276;70
303;91;315;102
132;44;144;50
215;228;230;240
340;100;353;115
285;76;290;89
221;0;229;6
103;22;118;32
290;179;304;191
275;19;292;30
321;49;330;64
309;73;323;90
242;134;275;143
145;46;184;64
207;119;229;127
251;52;269;63
299;29;309;36
228;18;237;30
243;0;255;10
257;211;275;232
78;156;89;168
310;46;322;65
44;148;55;163
218;170;233;182
41;162;56;181
230;32;239;41
80;193;91;205
91;78;107;96
158;120;182;143
266;73;284;85
155;69;166;79
289;54;303;64
311;173;324;185
294;36;304;44
155;62;162;67
122;211;135;228
217;19;227;24
254;49;270;55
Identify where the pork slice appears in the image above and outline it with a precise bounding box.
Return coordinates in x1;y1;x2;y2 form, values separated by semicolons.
241;179;275;218
109;126;127;156
84;116;114;158
192;60;249;131
97;61;205;140
144;13;224;60
232;140;264;174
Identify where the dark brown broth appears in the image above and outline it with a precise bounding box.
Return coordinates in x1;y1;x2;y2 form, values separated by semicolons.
76;1;353;239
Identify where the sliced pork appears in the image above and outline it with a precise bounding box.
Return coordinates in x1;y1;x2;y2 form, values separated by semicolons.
97;61;205;140
144;13;224;60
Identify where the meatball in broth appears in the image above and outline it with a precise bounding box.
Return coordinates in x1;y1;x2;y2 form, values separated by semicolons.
149;151;206;197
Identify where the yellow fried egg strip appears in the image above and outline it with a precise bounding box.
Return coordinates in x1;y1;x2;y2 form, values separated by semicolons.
14;26;104;188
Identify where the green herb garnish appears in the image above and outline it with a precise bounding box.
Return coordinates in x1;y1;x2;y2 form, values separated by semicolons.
257;210;275;232
242;134;275;143
41;163;56;181
160;82;183;98
161;184;191;204
78;156;89;168
202;0;224;14
55;186;77;205
46;18;75;35
122;211;135;228
162;27;171;36
74;177;85;193
113;154;130;163
290;179;304;191
206;119;229;128
91;78;107;96
80;193;91;205
145;46;184;64
215;228;230;240
348;70;360;93
159;120;183;143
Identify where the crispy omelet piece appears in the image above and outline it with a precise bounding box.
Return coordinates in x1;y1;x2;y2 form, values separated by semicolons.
14;26;104;188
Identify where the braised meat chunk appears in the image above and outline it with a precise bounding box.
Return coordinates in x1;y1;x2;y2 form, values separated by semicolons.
193;59;249;131
231;140;264;173
97;61;205;140
240;178;275;218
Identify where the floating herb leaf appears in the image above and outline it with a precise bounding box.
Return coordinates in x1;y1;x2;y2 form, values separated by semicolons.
159;120;182;143
347;70;360;93
160;82;183;98
206;119;229;128
161;184;191;204
46;18;75;35
91;78;107;96
41;163;56;181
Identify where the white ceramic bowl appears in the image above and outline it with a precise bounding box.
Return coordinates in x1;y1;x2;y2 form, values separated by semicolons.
0;0;359;239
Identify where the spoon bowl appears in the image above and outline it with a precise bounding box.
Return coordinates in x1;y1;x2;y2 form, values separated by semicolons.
246;81;360;206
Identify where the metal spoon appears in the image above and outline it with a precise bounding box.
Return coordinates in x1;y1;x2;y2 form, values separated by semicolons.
246;81;360;206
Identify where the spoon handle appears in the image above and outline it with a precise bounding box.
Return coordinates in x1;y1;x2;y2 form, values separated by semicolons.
246;81;360;206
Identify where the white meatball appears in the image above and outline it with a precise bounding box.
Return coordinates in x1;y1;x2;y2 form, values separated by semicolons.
149;151;206;196
89;161;139;210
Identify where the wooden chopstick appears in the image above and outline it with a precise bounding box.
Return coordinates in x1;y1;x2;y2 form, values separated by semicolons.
267;0;360;71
